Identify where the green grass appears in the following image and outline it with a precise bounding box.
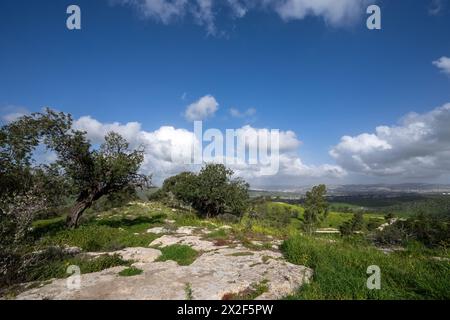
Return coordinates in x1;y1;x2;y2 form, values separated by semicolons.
156;244;199;266
119;266;143;277
38;224;160;252
255;201;385;230
281;234;450;300
203;228;230;240
34;210;166;252
227;252;254;257
25;254;130;282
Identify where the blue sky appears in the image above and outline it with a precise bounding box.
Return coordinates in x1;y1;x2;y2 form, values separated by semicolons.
1;0;450;186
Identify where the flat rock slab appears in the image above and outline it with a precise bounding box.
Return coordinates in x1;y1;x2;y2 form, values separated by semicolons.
146;227;171;234
146;226;210;235
15;229;313;300
150;235;229;251
85;247;161;264
16;247;311;300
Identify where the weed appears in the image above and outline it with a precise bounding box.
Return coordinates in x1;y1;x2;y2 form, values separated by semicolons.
227;252;254;257
185;283;193;300
119;266;143;277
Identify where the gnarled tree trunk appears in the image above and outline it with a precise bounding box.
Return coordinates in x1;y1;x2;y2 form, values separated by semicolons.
66;189;104;228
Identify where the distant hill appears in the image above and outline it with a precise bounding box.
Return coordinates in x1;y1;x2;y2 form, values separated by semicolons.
250;183;450;198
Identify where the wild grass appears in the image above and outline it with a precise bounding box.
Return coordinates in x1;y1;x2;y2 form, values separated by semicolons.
33;207;167;252
203;228;230;240
185;283;194;300
37;224;160;252
281;234;450;300
156;244;199;266
227;252;254;257
119;266;143;277
25;254;130;282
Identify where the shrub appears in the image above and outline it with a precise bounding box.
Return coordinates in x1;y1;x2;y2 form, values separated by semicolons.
373;214;449;248
161;164;250;218
339;212;365;236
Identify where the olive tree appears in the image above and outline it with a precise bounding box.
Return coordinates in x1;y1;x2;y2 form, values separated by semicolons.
0;108;150;229
48;128;150;228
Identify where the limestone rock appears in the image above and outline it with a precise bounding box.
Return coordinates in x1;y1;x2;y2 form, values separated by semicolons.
16;247;311;300
15;228;312;300
146;227;171;234
150;235;226;251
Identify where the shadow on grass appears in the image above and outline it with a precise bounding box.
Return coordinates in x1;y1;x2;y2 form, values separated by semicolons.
32;218;67;239
95;214;167;229
32;213;167;240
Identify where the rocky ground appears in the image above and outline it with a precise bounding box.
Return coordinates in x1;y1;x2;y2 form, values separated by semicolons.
15;224;313;300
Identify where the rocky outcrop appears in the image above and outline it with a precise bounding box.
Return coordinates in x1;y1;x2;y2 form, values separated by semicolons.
15;228;313;300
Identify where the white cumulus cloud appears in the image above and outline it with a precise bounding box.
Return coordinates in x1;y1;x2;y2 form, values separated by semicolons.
330;103;450;179
112;0;375;35
184;95;219;122
0;106;30;124
73;113;344;185
275;0;370;26
433;56;450;76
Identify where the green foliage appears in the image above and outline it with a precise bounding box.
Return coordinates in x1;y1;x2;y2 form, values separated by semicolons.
303;185;329;234
374;214;450;248
282;235;450;299
0;110;76;282
119;266;143;277
366;218;383;231
339;212;365;236
0;109;150;232
250;202;299;228
57;131;150;228
161;164;250;218
156;244;199;266
381;195;450;217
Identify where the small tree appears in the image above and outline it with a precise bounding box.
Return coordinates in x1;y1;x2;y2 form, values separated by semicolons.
339;212;364;236
161;164;249;218
52;131;150;228
1;109;150;229
302;184;328;234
